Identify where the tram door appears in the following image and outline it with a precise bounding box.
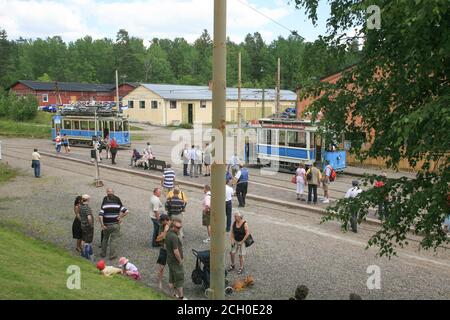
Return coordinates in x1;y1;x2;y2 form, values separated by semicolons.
315;133;322;163
103;121;110;139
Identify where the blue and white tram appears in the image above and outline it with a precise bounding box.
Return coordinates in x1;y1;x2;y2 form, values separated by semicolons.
252;118;346;172
51;114;131;147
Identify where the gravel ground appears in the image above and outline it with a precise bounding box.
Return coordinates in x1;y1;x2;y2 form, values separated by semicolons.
0;141;449;300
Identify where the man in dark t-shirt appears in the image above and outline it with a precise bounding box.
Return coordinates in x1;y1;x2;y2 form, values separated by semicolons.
165;217;186;300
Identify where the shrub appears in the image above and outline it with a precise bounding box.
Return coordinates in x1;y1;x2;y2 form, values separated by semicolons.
0;91;38;121
179;123;193;129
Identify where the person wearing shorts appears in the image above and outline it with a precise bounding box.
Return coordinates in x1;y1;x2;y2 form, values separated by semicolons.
165;217;186;300
202;185;211;243
156;214;170;289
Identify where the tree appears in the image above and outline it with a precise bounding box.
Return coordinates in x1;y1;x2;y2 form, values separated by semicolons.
294;0;450;256
0;29;15;89
193;29;213;84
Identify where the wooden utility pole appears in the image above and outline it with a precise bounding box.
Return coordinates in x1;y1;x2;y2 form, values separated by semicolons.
115;70;120;110
261;88;265;118
210;0;227;300
276;57;281;115
237;51;242;128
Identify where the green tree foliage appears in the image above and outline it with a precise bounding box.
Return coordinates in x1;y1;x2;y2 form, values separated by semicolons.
0;27;358;91
294;0;450;256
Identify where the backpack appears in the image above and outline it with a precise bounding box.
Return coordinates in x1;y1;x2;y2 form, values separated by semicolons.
329;166;336;182
306;169;312;181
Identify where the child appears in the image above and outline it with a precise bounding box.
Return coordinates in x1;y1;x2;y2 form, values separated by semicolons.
96;260;122;277
118;257;141;280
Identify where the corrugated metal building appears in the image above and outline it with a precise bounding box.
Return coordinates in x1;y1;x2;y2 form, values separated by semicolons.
123;83;297;125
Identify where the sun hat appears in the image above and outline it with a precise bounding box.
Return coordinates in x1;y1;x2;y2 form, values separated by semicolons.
118;257;129;266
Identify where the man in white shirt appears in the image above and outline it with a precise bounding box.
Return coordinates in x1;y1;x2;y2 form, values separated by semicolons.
150;188;163;247
195;145;203;176
225;181;234;233
182;144;190;176
345;180;362;233
31;149;41;178
189;145;198;178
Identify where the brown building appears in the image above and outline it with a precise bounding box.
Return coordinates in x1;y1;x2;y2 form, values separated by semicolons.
8;80;138;107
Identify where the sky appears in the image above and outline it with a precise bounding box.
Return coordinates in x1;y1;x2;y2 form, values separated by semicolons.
0;0;331;44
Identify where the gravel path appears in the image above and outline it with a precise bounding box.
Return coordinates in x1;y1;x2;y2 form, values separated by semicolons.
0;144;449;300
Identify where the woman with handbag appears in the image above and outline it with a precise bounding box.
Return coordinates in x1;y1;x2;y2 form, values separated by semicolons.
228;211;251;275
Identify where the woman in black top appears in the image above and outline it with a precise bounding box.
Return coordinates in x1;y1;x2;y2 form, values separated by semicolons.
72;196;83;252
227;211;250;275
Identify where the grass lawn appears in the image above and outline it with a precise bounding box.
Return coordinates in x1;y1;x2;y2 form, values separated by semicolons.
0;119;51;138
130;125;144;131
0;223;167;300
0;163;18;185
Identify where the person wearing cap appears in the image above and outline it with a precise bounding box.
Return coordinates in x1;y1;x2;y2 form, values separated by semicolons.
155;213;170;289
306;162;322;204
345;180;362;233
79;194;94;259
118;257;141;280
227;211;250;275
165;217;186;300
96;260;122;277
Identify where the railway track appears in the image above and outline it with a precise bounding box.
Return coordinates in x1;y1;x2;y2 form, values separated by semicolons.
3;145;448;249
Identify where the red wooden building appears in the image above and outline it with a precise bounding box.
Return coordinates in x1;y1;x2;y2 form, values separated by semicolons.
8;80;138;107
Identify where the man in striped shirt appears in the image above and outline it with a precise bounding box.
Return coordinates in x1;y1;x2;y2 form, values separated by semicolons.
99;188;129;260
161;164;176;194
165;188;186;238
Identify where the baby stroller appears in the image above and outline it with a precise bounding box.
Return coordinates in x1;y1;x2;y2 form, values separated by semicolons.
192;249;231;296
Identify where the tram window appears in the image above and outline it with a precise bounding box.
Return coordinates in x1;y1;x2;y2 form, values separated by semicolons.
287;131;306;148
278;130;286;146
109;121;114;132
123;121;129;131
63;120;71;130
80;121;88;130
89;121;95;131
73;121;80;130
310;132;315;148
267;130;272;145
116;121;123;132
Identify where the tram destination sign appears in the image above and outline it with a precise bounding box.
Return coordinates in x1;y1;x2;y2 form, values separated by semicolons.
261;123;306;130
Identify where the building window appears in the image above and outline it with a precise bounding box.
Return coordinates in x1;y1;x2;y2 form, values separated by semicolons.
42;94;49;103
170;100;177;109
139;101;145;109
151;101;158;109
129;100;134;109
200;100;206;108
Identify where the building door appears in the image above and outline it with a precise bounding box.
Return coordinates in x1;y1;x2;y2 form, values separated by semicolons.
188;103;193;124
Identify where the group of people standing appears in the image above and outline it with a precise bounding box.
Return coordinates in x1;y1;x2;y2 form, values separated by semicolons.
181;144;212;177
54;132;70;154
72;188;129;260
294;160;334;204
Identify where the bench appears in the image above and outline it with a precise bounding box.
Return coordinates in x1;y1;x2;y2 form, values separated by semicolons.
147;159;166;172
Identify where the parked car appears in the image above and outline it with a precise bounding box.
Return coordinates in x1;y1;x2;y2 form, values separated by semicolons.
41;104;58;113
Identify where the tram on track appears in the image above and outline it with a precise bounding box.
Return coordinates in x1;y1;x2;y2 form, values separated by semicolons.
247;118;346;172
51;107;131;147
